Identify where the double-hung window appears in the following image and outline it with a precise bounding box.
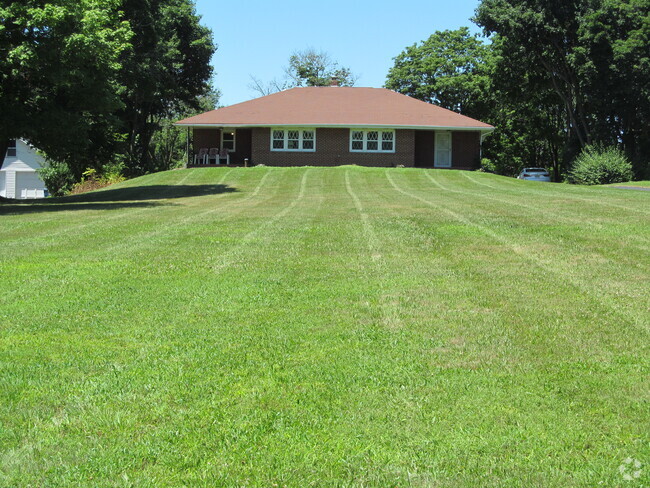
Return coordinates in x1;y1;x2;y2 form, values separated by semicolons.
271;129;315;152
350;130;395;153
221;131;236;152
6;139;16;157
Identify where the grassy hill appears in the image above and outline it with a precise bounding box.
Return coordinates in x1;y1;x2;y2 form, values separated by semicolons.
1;167;648;486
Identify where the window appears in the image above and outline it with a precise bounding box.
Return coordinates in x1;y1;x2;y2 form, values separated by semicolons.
272;130;284;149
221;130;235;152
6;139;16;157
287;130;299;149
351;131;363;150
382;131;394;151
270;128;316;152
349;130;394;153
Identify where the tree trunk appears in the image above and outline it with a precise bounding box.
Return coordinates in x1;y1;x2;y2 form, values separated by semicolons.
550;142;560;182
540;59;587;148
0;138;10;170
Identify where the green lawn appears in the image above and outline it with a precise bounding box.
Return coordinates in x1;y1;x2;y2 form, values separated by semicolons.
605;180;650;188
1;167;648;487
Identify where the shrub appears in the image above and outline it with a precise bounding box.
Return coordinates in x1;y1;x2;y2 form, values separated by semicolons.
38;160;76;196
479;158;496;173
568;145;634;185
69;164;126;195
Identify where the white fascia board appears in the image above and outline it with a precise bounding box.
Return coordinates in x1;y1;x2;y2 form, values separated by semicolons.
176;123;495;132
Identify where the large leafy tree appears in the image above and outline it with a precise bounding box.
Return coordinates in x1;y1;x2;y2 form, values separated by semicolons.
0;0;132;173
148;84;220;172
384;28;568;178
118;0;215;175
285;48;356;87
250;49;356;97
483;35;567;178
576;0;650;175
476;0;591;147
475;0;650;176
385;28;491;118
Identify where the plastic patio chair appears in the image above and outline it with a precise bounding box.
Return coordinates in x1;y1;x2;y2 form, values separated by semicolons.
218;147;230;165
208;147;219;164
194;147;208;165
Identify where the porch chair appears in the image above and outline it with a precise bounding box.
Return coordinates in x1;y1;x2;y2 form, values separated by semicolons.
208;147;219;165
194;147;208;165
218;148;230;165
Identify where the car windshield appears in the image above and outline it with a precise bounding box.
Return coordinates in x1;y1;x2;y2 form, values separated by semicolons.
525;168;547;173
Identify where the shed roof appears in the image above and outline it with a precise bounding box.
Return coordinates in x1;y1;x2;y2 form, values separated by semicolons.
176;87;494;131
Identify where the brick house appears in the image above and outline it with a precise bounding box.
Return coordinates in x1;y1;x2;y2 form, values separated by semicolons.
176;86;494;169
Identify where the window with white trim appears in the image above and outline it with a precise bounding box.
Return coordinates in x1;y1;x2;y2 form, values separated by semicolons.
271;128;316;152
221;130;236;152
350;130;395;153
6;139;16;157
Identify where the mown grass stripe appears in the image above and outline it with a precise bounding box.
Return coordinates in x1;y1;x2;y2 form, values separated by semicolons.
208;168;311;271
457;171;650;215
345;170;402;330
386;170;648;330
357;169;642;358
0;168;240;255
98;168;279;256
436;171;650;254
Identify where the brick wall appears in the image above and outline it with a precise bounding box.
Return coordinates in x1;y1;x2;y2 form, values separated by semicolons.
193;127;482;169
414;130;435;167
452;131;481;169
251;128;415;167
233;129;252;164
193;128;220;152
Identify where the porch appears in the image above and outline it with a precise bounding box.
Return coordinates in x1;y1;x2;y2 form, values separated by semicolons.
186;127;252;167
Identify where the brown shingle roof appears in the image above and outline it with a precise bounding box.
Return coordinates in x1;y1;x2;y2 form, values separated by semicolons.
176;87;494;130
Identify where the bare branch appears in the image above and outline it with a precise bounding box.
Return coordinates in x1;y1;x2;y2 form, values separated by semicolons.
248;75;288;97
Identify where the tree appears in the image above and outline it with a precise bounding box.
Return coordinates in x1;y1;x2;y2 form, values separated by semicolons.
575;0;650;176
385;28;491;118
248;76;290;97
250;48;356;97
1;0;216;192
117;0;216;176
384;28;569;178
481;35;567;179
474;0;650;177
148;83;220;171
0;0;132;174
285;49;356;87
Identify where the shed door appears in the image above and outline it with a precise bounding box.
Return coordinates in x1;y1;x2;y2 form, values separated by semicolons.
16;171;45;199
434;132;452;168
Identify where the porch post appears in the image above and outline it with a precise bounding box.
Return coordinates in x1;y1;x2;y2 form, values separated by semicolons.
186;127;190;168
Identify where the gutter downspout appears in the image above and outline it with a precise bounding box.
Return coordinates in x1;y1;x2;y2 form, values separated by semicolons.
479;129;494;163
186;127;190;168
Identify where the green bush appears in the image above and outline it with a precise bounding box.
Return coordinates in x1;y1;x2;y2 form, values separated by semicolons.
37;160;76;196
69;163;126;195
568;145;634;185
479;158;496;173
39;159;127;197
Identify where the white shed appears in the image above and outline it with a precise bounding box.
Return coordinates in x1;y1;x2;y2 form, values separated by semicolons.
0;139;48;199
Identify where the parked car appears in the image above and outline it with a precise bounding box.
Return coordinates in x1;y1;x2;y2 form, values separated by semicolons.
517;168;551;182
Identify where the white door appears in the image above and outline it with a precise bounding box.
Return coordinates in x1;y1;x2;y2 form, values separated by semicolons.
16;171;46;199
434;132;452;168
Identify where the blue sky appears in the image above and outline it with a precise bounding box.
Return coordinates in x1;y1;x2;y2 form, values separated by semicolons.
194;0;483;107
